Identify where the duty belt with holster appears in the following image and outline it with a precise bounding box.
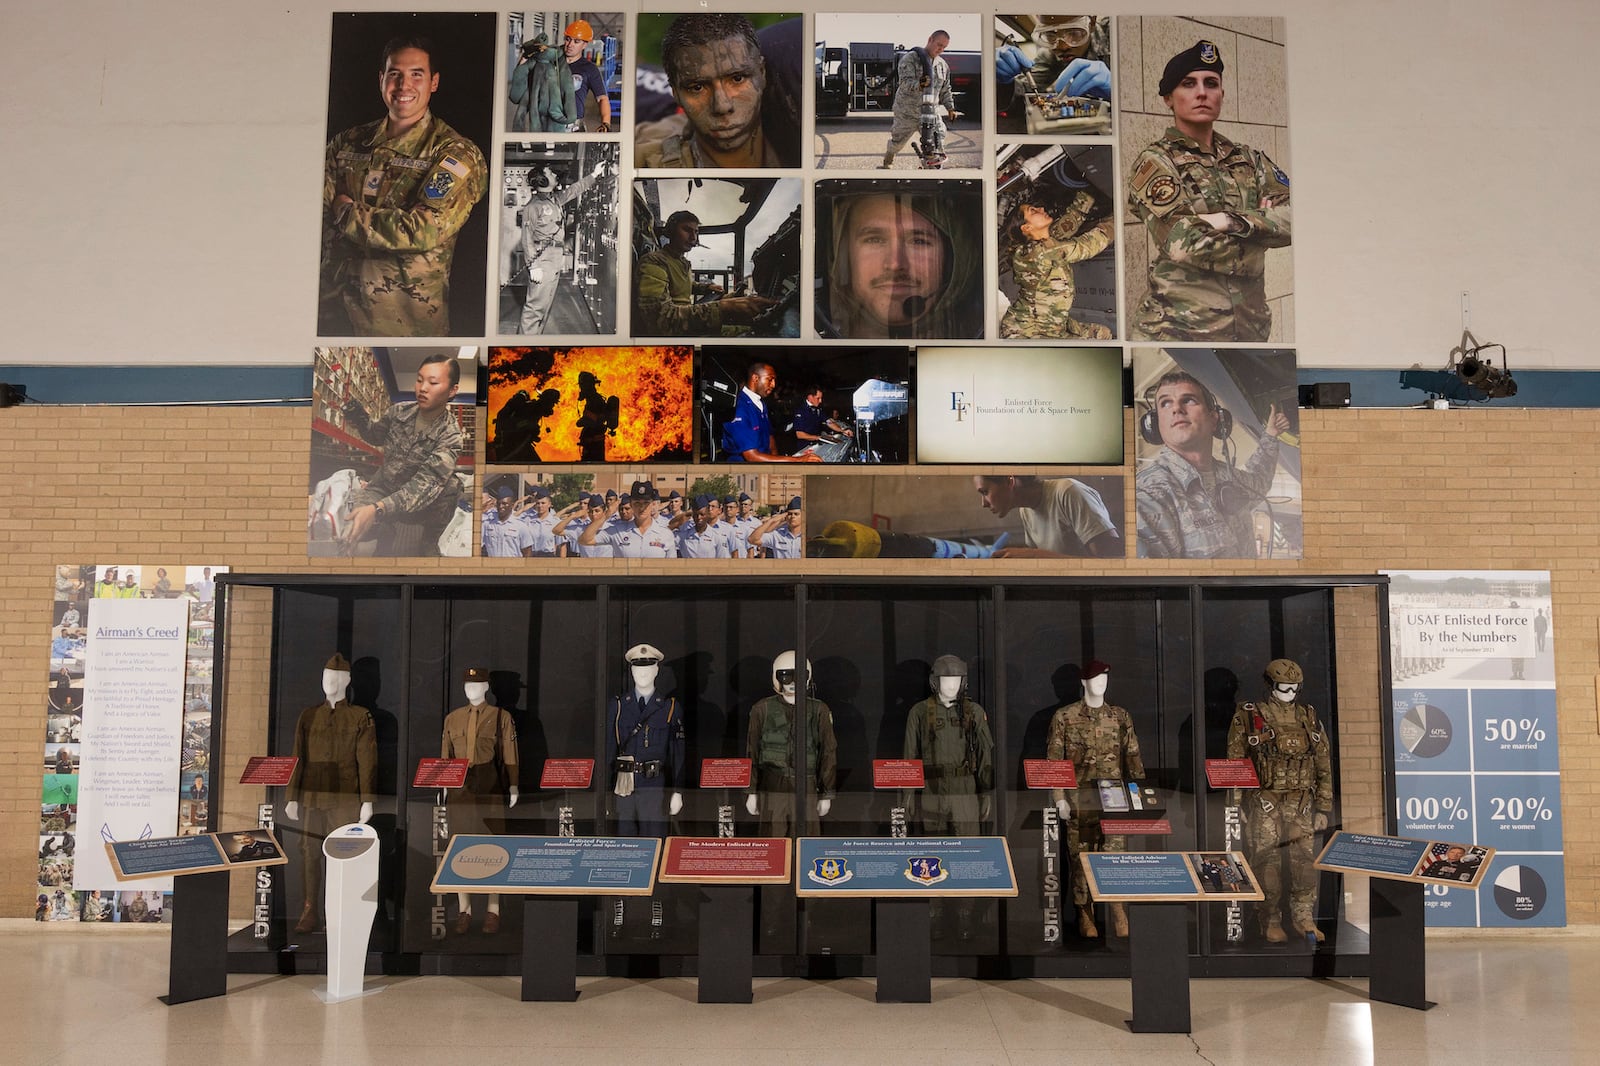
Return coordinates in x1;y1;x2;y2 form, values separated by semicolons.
614;757;663;778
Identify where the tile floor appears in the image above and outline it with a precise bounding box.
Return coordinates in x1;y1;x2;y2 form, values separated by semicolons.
4;922;1592;1066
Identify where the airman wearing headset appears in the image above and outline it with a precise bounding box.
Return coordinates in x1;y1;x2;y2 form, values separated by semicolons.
1135;369;1289;558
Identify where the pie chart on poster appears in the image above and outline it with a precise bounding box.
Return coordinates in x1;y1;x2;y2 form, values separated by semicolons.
1493;865;1547;920
1398;704;1452;758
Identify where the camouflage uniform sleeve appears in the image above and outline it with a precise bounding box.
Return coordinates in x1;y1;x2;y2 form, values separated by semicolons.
1134;470;1184;558
377;416;463;518
636;255;724;335
817;701;838;798
355;403;392;446
1046;708;1069;807
1127;144;1273;272
1231;150;1291;247
338;139;488;253
1120;708;1146;780
1308;706;1334;811
938;59;955;112
1225;705;1249;760
1039;214;1116;266
356;709;378;804
1228;436;1281;501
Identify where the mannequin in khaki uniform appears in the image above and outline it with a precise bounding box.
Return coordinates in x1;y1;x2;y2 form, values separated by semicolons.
441;666;520;934
283;653;377;934
1046;659;1145;938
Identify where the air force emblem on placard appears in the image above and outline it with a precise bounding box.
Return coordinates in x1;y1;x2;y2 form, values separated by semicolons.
906;855;948;885
808;857;852;885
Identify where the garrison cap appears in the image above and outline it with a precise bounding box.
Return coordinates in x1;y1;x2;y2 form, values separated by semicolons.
1158;40;1223;96
324;653;351;672
786;496;803;512
692;493;715;510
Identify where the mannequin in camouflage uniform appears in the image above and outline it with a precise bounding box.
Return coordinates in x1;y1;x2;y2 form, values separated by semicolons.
903;654;993;937
745;651;837;836
1227;658;1332;943
1125;40;1290;342
1046;659;1144;938
319;36;489;336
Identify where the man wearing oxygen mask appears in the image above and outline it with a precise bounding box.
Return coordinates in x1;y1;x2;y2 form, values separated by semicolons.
902;654;994;939
283;653;377;935
1136;369;1289;559
746;651;837;836
606;644;684;838
1227;658;1333;944
1046;660;1145;939
440;666;519;935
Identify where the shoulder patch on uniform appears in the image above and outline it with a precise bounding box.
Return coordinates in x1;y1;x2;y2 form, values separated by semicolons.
1241;702;1257;711
1146;174;1179;207
1273;166;1289;187
1131;156;1160;193
423;170;456;200
439;155;469;180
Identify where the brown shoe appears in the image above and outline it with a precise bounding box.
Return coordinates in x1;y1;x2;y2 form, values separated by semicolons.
482;911;501;935
453;910;473;936
1109;903;1129;938
293;902;319;935
1261;917;1287;944
1293;916;1326;943
1076;905;1099;938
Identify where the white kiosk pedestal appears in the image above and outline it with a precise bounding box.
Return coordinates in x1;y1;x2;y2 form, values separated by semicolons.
316;822;382;1004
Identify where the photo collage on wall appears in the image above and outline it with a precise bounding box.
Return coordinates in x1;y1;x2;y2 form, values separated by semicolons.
43;564;223;921
307;12;1298;563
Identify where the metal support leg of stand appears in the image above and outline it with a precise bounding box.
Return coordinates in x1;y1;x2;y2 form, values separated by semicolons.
698;885;754;1003
521;898;578;1002
1369;878;1432;1010
160;871;230;1005
875;898;931;1003
1128;902;1190;1033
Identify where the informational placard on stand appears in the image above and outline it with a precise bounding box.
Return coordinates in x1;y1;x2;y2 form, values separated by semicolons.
238;756;298;786
1100;818;1172;835
699;758;752;790
659;837;790;883
412;758;469;789
1022;759;1076;789
430;835;659;895
1314;831;1494;890
539;759;594;790
107;828;287;881
872;760;925;789
1080;851;1264;902
795;837;1017;897
1204;759;1260;789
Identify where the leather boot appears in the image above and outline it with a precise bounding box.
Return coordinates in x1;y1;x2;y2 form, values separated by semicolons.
1076;904;1099;938
1109;903;1129;938
482;910;501;935
453;909;473;936
293;900;319;935
1292;915;1325;942
1261;916;1287;944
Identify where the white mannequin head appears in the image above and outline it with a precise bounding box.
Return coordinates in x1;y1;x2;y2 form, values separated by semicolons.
936;676;962;704
1271;681;1300;703
322;669;350;703
464;681;489;705
1265;658;1304;703
631;663;659;693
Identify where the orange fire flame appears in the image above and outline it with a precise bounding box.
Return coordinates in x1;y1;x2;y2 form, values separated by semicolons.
487;346;693;462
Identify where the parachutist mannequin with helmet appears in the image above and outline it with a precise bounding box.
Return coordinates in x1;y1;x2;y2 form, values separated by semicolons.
1227;658;1333;944
903;654;995;938
745;651;838;835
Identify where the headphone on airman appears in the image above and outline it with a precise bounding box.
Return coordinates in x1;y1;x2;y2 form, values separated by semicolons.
1138;373;1232;446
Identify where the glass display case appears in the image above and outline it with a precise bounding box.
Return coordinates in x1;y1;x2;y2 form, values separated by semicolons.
217;575;1389;979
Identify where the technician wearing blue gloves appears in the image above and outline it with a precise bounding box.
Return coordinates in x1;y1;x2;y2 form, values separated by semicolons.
997;15;1111;133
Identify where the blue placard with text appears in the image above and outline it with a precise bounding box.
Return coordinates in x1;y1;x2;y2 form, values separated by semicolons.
109;835;226;878
1081;852;1196;897
430;835;660;895
794;837;1017;897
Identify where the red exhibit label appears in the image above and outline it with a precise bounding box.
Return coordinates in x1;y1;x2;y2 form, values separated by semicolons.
661;837;789;882
699;758;752;789
1205;758;1261;789
1099;818;1173;835
238;756;297;786
540;758;595;790
413;758;469;789
872;759;925;789
1023;759;1077;789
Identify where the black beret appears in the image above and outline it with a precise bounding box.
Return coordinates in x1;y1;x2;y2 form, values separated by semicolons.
1158;40;1224;97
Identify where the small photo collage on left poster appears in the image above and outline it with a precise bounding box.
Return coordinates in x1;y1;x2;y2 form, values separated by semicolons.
310;347;479;558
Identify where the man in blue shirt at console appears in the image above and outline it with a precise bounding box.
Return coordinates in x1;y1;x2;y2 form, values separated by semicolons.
719;362;823;464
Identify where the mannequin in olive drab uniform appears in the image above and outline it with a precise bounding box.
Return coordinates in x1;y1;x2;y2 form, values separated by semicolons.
1046;659;1145;938
441;666;520;935
903;654;994;938
1227;658;1332;943
283;654;378;934
745;651;837;836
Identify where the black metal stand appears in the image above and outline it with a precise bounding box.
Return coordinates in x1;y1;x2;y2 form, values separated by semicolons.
160;871;231;1005
874;898;931;1003
697;885;754;1003
1369;878;1432;1010
521;898;579;1002
1128;902;1190;1033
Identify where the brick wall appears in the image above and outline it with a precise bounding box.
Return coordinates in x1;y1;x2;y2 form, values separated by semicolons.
2;405;1593;921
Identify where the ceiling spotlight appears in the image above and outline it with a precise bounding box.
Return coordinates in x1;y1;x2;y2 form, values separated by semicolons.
1449;331;1516;400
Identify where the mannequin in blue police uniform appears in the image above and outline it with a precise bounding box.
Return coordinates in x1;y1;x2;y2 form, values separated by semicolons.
606;643;685;837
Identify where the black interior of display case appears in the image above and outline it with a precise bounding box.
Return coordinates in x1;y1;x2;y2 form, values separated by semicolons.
217;575;1388;980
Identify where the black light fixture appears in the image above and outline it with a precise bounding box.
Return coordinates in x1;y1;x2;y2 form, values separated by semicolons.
1449;330;1516;399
